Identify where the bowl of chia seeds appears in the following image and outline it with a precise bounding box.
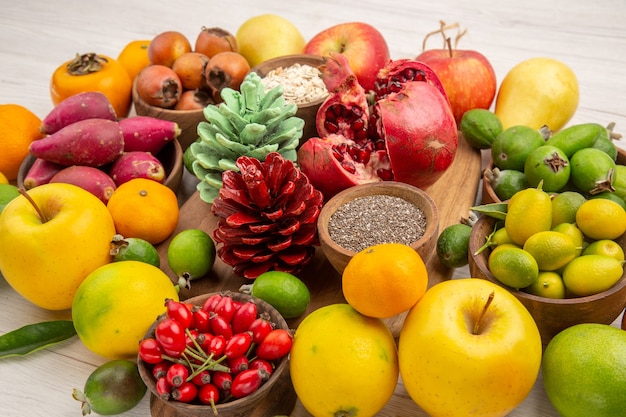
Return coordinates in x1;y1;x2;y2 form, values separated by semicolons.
317;181;439;275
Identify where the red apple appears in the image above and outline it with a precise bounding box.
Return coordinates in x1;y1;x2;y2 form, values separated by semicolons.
416;42;496;125
305;22;389;92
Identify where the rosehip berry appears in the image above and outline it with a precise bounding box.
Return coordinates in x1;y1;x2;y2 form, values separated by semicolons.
224;332;253;359
256;329;293;360
166;363;189;388
214;295;236;322
212;371;233;391
209;313;233;339
228;355;249;375
155;317;187;357
249;358;273;377
152;361;170;380
230;368;268;398
165;298;194;329
232;301;258;334
202;293;223;313
198;383;220;406
191;369;212;386
138;337;164;364
192;308;211;333
206;334;226;357
248;317;273;344
156;376;172;401
171;381;198;403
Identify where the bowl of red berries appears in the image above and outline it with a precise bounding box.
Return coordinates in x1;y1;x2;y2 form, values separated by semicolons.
137;291;296;417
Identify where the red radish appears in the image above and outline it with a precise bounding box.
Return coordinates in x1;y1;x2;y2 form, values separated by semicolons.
29;119;124;167
118;116;181;154
23;158;64;189
50;165;116;204
108;151;165;186
39;91;117;135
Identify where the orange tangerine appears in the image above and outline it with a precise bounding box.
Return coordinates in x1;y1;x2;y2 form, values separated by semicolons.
0;104;45;180
117;39;151;81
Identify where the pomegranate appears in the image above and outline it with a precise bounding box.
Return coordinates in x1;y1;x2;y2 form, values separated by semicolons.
297;53;458;199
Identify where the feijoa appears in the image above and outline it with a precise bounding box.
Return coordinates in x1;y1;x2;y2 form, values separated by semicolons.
485;167;528;201
460;109;503;150
72;359;147;416
491;125;546;171
167;228;216;289
436;223;472;268
524;145;571;192
240;271;310;318
544;122;605;158
570;147;616;195
110;234;160;268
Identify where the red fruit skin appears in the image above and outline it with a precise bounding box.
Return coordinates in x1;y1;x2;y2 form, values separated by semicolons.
40;91;117;135
118;116;181;154
23;158;64;189
29;118;124;167
135;64;183;109
108;151;165;186
49;165;116;204
415;48;497;124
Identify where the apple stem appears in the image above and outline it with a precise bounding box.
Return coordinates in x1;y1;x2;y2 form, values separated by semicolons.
446;37;453;58
18;187;49;223
473;291;495;335
421;20;466;52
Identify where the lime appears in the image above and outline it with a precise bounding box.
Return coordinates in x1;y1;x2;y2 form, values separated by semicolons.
240;271;310;318
0;183;20;213
459;108;503;150
488;243;520;264
167;228;216;289
485;168;528;201
570;147;616;195
582;239;625;261
523;230;577;271
504;185;553;246
488;246;539;289
551;191;586;227
436;223;472;268
110;234;160;267
491;125;546;171
576;198;626;240
551;222;584;257
562;254;624;296
523;271;566;299
523;145;570;192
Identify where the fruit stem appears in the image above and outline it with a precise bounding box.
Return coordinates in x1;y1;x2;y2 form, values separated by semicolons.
18;188;48;223
473;291;495;335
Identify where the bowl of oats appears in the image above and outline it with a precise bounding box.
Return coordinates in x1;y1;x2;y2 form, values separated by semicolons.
250;54;328;146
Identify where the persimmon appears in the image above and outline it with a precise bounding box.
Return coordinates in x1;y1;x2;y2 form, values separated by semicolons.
148;31;192;68
172;52;209;90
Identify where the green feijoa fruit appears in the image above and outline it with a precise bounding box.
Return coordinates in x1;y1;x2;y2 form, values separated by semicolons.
240;271;310;318
485;167;528;201
436;223;472;268
545;122;606;158
491;125;547;171
110;234;160;268
591;135;618;161
183;144;195;174
611;164;626;200
589;191;626;210
524;145;571;192
72;359;147;416
570;147;616;195
167;228;216;289
459;108;503;150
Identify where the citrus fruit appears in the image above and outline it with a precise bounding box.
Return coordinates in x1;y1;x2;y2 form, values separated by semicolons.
491;226;513;246
523;145;571;192
436;223;472;268
0;104;45;180
110;234;160;267
575;198;626;240
488;246;539;289
290;303;398;417
569;147;616;195
589;191;626;210
491;125;546;171
459;108;503;150
240;271;310;318
0;183;20;213
107;178;179;244
562;254;624;296
551;222;584;257
542;323;626;417
342;243;428;318
0;171;8;184
166;228;215;289
523;230;577;271
523;271;566;299
504;185;553;246
551;191;586;227
582;239;625;261
487;168;528;201
72;260;179;359
116;39;151;81
494;57;579;131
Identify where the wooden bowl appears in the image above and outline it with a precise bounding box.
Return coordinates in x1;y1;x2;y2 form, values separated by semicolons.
17;137;183;193
250;54;328;147
138;291;296;417
317;181;439;276
468;214;626;345
132;79;204;151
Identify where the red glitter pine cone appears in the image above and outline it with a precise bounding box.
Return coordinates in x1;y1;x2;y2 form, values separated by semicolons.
211;152;324;279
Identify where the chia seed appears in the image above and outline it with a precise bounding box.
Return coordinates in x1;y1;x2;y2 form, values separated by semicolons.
328;194;427;252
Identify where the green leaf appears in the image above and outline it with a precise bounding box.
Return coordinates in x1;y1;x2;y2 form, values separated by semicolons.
0;320;76;358
470;202;509;220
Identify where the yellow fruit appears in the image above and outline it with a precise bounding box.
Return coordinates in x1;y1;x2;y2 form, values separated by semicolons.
491;226;513;246
72;260;179;359
107;178;179;244
0;104;45;180
290;303;398;417
551;222;584;257
0;171;8;184
488;247;539;289
488;242;520;263
576;199;626;240
562;254;624;296
524;271;566;299
582;239;625;262
505;185;553;246
342;243;428;318
551;191;586;228
495;57;579;131
117;39;151;81
523;230;577;271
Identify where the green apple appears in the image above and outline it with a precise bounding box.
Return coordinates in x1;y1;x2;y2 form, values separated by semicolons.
542;323;626;417
398;278;542;417
0;182;116;310
236;14;306;67
0;183;20;213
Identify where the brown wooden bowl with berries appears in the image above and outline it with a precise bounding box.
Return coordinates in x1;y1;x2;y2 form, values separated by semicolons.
137;291;296;417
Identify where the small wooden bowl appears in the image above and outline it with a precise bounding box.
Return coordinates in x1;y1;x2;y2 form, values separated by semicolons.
468;214;626;345
138;291;296;417
317;181;439;276
17;138;183;193
250;54;328;147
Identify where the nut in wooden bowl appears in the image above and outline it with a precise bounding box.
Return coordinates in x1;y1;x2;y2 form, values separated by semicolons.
250;54;328;147
138;291;297;417
468;214;626;346
317;181;439;276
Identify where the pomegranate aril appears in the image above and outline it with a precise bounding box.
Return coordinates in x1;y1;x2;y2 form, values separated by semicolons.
377;168;394;180
324;120;340;134
341;160;356;174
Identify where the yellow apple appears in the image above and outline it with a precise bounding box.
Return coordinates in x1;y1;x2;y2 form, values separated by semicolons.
398;278;542;417
0;183;116;310
236;14;306;67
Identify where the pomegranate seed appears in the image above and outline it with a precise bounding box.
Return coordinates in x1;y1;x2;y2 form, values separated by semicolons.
341;160;356;174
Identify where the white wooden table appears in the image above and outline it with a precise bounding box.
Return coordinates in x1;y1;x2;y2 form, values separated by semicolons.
1;1;624;415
